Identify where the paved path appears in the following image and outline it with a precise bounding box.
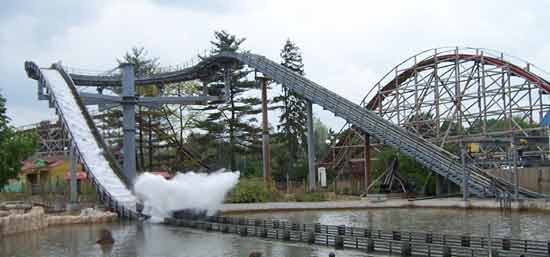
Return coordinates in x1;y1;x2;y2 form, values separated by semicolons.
221;197;550;213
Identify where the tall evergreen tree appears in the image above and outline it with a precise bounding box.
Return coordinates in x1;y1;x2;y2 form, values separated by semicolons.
192;30;261;170
0;92;37;189
273;39;308;179
0;92;8;129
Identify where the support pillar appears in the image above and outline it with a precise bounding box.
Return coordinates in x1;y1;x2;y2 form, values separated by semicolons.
436;174;445;196
69;144;77;203
306;100;316;191
461;142;469;201
260;78;271;184
512;136;519;200
364;133;371;193
120;63;136;184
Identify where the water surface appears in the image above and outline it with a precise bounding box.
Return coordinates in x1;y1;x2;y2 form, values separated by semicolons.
3;208;550;257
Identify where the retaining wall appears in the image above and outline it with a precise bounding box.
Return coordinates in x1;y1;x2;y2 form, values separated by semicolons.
0;207;117;237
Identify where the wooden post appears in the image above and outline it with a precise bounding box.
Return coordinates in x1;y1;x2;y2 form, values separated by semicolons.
260;77;271;184
308;231;315;244
401;242;412;257
442;246;451;257
366;238;375;252
335;236;344;249
364;133;371;193
283;229;291;241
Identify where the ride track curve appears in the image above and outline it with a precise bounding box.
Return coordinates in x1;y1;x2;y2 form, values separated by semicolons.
366;52;550;111
25;50;543;217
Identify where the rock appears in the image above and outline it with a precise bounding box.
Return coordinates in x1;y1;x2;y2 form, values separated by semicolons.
29;207;44;214
96;229;115;245
0;210;9;217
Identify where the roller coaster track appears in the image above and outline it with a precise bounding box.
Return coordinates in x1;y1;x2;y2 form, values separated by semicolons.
366;52;550;111
25;50;542;218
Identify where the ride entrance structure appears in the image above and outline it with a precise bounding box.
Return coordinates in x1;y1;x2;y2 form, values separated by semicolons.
24;48;543;217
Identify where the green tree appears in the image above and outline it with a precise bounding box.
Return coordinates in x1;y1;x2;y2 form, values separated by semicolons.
192;30;261;170
159;81;209;171
314;117;334;160
467;117;534;134
0;93;37;189
272;39;308;180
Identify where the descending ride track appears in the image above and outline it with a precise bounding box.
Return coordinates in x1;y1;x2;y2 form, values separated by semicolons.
25;50;543;217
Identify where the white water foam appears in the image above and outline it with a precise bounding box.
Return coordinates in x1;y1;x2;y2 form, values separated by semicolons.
134;169;240;222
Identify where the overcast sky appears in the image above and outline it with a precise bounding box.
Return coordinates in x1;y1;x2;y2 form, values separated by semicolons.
1;0;549;128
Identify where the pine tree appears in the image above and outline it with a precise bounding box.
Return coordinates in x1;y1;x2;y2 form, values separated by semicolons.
273;39;308;179
0;92;37;189
0;92;8;129
192;30;261;171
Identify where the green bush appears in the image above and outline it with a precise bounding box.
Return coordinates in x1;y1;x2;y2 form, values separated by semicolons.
227;178;270;203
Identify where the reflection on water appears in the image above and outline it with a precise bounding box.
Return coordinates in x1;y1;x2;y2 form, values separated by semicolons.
232;208;550;240
2;208;550;257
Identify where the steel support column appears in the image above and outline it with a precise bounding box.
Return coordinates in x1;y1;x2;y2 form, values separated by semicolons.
512;136;519;199
436;174;445;196
306;100;316;191
120;63;136;184
461;143;469;201
69;143;77;203
260;78;271;184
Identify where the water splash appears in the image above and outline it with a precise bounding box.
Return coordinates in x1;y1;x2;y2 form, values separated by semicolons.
134;169;240;222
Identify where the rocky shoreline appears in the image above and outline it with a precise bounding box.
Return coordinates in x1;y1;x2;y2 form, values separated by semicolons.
0;206;117;237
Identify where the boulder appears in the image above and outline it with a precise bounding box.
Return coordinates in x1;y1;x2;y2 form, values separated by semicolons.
96;229;115;245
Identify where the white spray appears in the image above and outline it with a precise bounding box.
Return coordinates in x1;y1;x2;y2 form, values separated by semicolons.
134;169;240;222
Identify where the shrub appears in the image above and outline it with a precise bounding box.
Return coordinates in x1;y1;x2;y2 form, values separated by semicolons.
227;178;270;203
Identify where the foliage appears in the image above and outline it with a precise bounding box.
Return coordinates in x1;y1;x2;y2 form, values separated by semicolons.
159;81;205;171
272;39;308;180
226;178;270;203
314;117;334;160
372;148;435;194
117;47;159;76
467;117;535;134
0;92;37;189
192;30;261;170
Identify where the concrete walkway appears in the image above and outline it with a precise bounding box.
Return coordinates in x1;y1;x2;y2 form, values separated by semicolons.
221;197;550;213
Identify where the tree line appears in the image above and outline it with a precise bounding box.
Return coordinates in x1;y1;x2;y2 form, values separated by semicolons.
110;30;332;183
